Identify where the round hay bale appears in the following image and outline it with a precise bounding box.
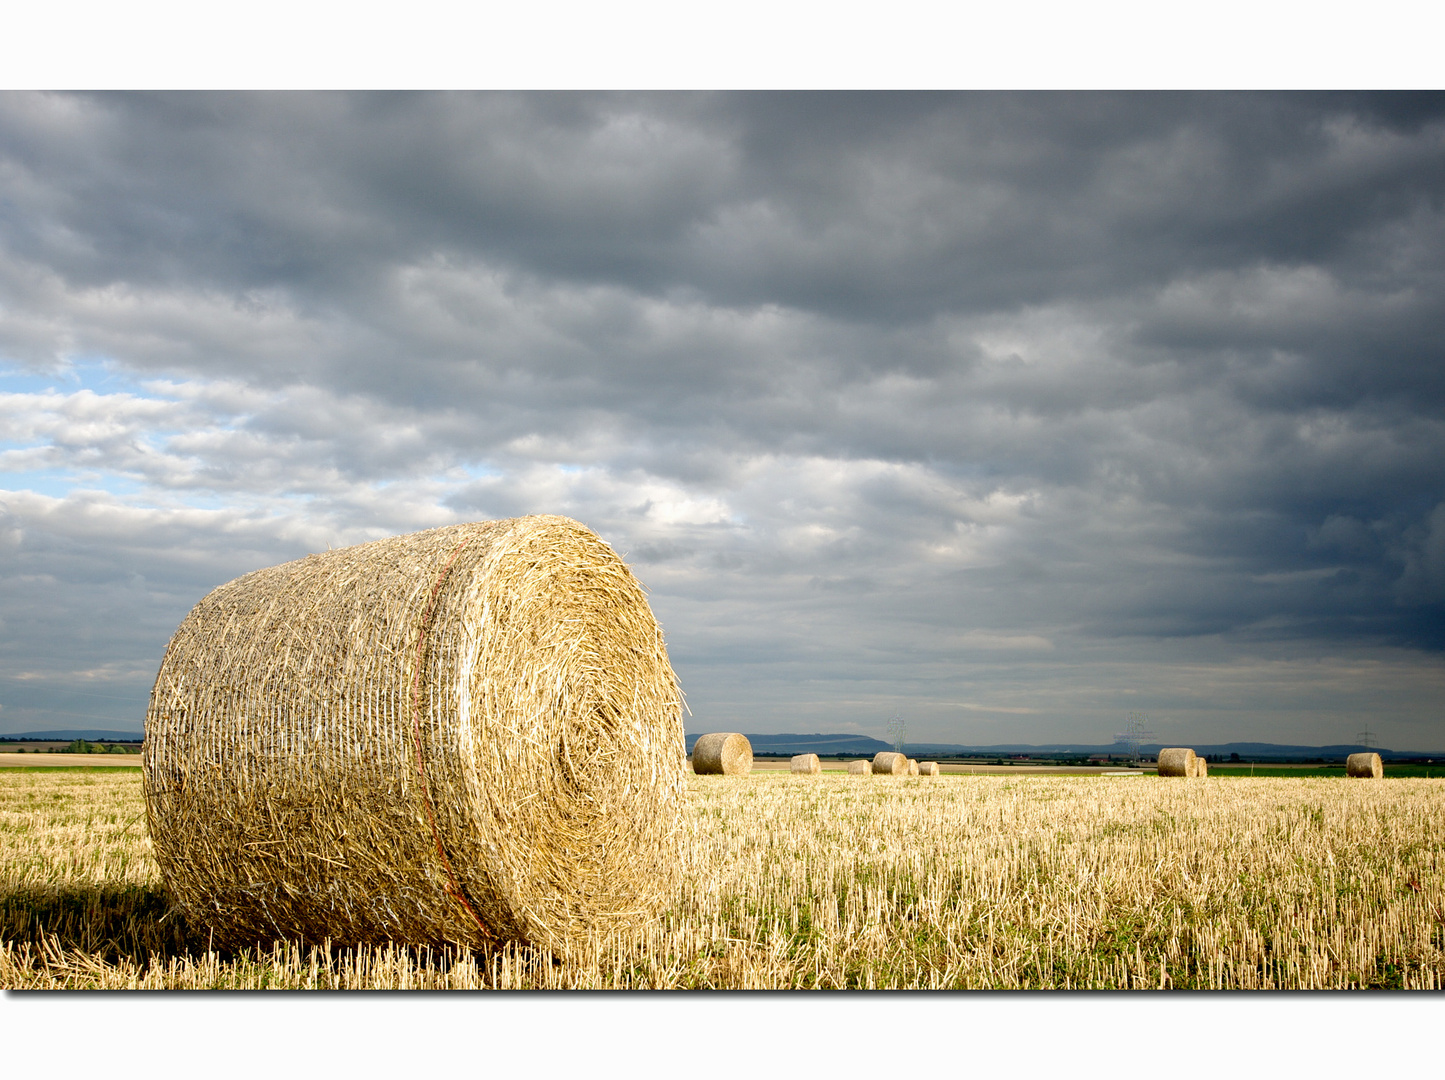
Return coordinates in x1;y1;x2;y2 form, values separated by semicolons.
143;515;686;953
1157;747;1197;777
790;753;822;774
1346;752;1384;779
917;761;940;776
872;751;908;775
907;758;920;776
692;732;753;776
1194;757;1208;778
846;759;872;776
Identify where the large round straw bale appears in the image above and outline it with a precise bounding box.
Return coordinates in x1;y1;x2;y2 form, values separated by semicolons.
872;751;908;775
143;515;686;953
917;761;940;776
1346;752;1384;779
790;753;822;774
906;758;919;776
1157;747;1197;777
692;732;753;776
847;759;872;776
1194;757;1209;778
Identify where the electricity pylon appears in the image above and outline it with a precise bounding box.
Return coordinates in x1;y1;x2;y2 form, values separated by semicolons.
1114;711;1155;762
887;713;907;755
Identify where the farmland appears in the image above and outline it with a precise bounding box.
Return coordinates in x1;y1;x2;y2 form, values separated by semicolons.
1;769;1441;989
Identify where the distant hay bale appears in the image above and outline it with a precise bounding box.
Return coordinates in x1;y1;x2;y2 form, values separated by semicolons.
907;758;919;776
1157;748;1197;777
790;753;822;774
873;751;908;775
1194;757;1208;777
1347;752;1384;779
917;761;940;776
692;733;753;776
143;515;686;954
847;759;872;775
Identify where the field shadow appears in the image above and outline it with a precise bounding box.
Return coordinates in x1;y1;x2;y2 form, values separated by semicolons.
1;884;197;966
1;885;553;984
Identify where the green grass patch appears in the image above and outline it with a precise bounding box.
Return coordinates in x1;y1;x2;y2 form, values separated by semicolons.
0;765;142;773
1207;765;1443;778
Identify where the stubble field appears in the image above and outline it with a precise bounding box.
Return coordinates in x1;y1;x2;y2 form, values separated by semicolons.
1;769;1441;989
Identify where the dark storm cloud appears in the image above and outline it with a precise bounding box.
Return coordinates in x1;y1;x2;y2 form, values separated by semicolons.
9;92;1442;317
1;91;1442;744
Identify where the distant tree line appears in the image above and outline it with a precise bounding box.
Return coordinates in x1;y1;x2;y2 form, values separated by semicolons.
66;740;140;754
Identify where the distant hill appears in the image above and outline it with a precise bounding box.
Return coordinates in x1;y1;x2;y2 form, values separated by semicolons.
908;741;1438;761
1;729;144;742
685;733;1441;761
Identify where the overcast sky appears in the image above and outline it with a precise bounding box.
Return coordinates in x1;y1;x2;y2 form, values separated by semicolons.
0;91;1442;748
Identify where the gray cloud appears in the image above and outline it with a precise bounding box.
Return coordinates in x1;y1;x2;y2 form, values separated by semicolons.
1;91;1442;748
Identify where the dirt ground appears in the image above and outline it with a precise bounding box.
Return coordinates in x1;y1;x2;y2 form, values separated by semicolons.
0;741;142;753
0;752;142;768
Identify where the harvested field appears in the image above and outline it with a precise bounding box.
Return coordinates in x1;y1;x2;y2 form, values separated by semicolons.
2;769;1442;989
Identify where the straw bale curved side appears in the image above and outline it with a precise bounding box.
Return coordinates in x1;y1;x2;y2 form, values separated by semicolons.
917;761;940;776
143;515;686;953
873;751;908;775
1157;748;1197;777
847;759;872;775
692;733;753;776
1346;752;1383;779
790;753;822;774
